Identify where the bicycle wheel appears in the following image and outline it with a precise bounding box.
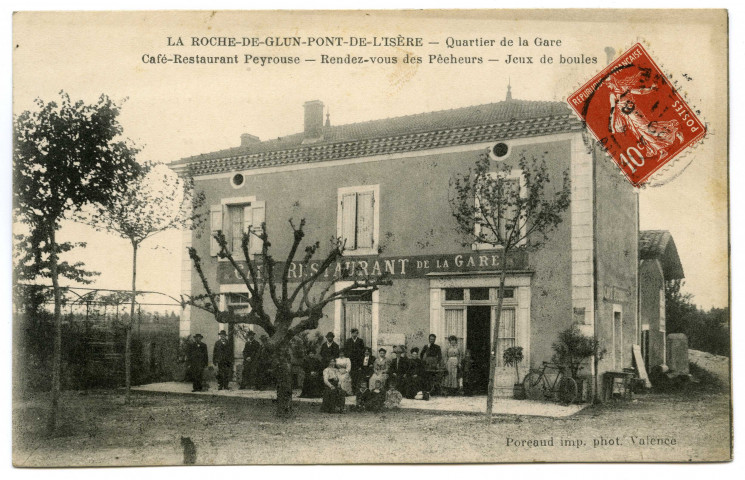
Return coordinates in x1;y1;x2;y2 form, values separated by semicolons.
557;377;578;404
522;372;545;400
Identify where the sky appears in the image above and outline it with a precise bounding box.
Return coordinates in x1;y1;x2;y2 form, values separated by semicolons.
11;9;730;310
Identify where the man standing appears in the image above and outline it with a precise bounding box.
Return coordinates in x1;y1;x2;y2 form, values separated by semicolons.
213;330;233;390
420;334;442;398
240;330;262;389
186;334;208;392
319;331;339;367
344;328;365;391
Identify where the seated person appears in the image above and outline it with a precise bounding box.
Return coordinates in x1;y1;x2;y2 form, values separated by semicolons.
360;347;375;383
403;347;424;399
384;381;403;409
321;359;345;413
355;379;374;412
299;347;324;398
387;346;409;386
369;379;386;413
368;348;389;390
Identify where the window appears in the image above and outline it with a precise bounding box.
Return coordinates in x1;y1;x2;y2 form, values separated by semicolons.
225;292;251;314
469;287;490;301
444;288;464;301
209;199;266;257
444;308;465;346
496;308;516;367
473;171;525;250
343;289;373;347
338;185;379;254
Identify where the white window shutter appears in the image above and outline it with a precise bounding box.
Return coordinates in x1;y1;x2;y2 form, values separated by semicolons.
249;201;266;255
356;191;374;249
238;205;253;259
209;205;223;256
341;193;357;250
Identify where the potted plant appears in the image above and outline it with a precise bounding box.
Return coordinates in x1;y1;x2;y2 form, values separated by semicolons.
503;346;526;399
551;325;606;403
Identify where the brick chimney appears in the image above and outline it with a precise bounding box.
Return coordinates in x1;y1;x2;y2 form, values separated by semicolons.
303;100;324;142
240;133;260;147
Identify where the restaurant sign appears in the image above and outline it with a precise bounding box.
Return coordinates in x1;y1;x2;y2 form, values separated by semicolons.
217;251;529;284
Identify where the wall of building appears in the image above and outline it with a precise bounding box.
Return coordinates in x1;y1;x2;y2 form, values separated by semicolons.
185;135;577;366
593;143;639;374
640;259;666;368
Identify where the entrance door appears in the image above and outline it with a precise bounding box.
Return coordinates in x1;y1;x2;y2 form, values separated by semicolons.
466;306;491;394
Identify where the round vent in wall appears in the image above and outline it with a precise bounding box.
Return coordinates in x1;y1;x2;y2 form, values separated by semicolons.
489;142;511;161
231;173;245;188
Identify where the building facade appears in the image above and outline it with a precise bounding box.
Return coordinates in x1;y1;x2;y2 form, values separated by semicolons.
171;93;640;397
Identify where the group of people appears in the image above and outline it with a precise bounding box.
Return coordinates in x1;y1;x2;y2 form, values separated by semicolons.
184;329;267;393
303;330;469;414
185;328;473;408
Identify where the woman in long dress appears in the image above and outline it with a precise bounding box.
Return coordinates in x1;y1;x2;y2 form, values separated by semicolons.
444;336;462;395
607;72;683;160
368;348;389;390
321;359;345;413
335;349;353;395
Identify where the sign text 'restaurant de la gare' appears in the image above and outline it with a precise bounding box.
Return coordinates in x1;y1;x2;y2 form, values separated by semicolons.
217;251;529;284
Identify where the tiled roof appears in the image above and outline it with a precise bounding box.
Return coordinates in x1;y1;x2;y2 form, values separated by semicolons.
171;99;582;176
639;230;684;280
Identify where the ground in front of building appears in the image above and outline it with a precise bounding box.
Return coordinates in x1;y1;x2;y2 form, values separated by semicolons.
13;381;730;465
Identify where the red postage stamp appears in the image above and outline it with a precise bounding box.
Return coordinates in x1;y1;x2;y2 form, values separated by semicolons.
567;43;706;186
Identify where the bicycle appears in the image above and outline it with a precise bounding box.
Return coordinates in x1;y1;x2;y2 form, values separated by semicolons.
522;362;578;404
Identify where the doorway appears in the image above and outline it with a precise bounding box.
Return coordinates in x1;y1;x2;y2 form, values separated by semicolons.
466;306;491;394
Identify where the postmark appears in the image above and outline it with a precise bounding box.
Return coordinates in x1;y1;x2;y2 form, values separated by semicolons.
567;43;706;186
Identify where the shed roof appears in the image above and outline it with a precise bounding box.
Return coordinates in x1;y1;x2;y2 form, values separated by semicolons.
639;230;685;280
171;99;582;176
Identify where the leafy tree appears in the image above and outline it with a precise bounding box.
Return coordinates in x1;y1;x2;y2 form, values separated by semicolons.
551;325;605;379
186;219;391;417
79;161;205;402
665;280;730;356
450;151;571;422
13;91;140;432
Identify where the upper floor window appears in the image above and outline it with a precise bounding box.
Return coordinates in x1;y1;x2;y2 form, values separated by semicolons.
337;185;379;255
473;170;525;251
210;196;265;258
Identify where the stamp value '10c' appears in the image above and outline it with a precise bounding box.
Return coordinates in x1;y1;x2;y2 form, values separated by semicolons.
567;43;706;186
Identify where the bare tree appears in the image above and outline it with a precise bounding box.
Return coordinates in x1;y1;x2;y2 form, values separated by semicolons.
80;161;205;403
450;151;571;423
13;92;140;432
185;219;391;417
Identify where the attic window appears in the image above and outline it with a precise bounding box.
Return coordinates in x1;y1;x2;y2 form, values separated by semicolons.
231;173;245;188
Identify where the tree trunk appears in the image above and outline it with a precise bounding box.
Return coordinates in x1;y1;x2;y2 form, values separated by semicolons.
485;247;508;424
125;242;138;404
273;345;294;418
47;228;62;434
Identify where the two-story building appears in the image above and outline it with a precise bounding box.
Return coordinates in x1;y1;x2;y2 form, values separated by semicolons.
171;90;640;397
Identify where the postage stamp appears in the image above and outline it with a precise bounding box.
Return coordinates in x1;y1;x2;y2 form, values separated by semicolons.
567;43;706;187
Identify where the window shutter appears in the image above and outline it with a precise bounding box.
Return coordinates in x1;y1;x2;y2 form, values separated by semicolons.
210;205;223;256
356;191;374;249
238;205;253;259
249;201;265;255
341;193;357;250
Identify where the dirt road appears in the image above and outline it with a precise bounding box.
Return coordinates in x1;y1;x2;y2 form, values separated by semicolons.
13;385;731;466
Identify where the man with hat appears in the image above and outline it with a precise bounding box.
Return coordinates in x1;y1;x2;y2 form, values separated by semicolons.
343;328;366;391
213;330;233;390
186;334;208;392
240;330;262;390
319;331;339;367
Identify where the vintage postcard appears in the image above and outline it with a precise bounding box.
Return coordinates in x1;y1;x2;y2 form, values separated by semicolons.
11;9;731;465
